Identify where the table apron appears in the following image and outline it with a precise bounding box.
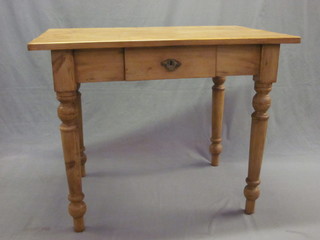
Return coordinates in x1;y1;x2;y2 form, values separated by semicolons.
73;45;261;83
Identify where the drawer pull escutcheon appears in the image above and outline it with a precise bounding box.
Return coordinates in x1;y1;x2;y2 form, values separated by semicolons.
161;59;181;71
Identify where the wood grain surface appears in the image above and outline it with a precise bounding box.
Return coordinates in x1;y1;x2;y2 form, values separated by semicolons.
28;26;300;50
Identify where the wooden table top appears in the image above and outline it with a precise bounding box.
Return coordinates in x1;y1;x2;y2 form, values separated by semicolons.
28;26;300;50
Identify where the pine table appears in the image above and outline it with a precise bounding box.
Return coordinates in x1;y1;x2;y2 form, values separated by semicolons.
28;26;300;232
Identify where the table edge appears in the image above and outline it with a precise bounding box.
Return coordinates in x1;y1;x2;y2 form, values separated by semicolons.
28;37;301;51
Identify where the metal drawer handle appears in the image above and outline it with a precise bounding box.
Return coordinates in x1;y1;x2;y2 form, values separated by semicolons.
161;59;181;72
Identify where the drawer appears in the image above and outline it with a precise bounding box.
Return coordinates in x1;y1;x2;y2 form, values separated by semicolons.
74;49;125;82
125;46;216;81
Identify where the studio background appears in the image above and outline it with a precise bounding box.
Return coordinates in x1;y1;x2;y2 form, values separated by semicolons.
0;0;319;239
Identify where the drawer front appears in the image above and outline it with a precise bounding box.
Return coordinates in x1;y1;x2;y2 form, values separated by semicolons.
74;49;124;82
125;46;216;81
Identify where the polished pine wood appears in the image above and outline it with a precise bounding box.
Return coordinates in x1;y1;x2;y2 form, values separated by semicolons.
244;44;280;214
74;49;124;82
52;50;86;232
28;26;300;50
56;91;86;231
76;85;87;177
51;50;77;92
28;27;300;232
258;45;280;83
216;45;261;76
244;82;272;214
125;46;216;81
210;77;226;166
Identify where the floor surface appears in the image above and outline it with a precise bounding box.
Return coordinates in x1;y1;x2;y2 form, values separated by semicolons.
1;136;319;240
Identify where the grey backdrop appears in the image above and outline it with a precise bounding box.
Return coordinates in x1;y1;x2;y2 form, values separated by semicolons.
1;0;320;240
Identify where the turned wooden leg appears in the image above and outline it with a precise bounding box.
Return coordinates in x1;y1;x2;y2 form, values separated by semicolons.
57;91;87;231
244;82;272;214
52;50;87;232
76;86;87;177
210;76;225;166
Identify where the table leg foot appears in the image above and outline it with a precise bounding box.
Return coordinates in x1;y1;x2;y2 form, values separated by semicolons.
244;178;260;214
244;200;255;215
69;199;86;232
73;218;85;232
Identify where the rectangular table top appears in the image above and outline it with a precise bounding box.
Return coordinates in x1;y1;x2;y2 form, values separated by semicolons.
28;26;300;51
